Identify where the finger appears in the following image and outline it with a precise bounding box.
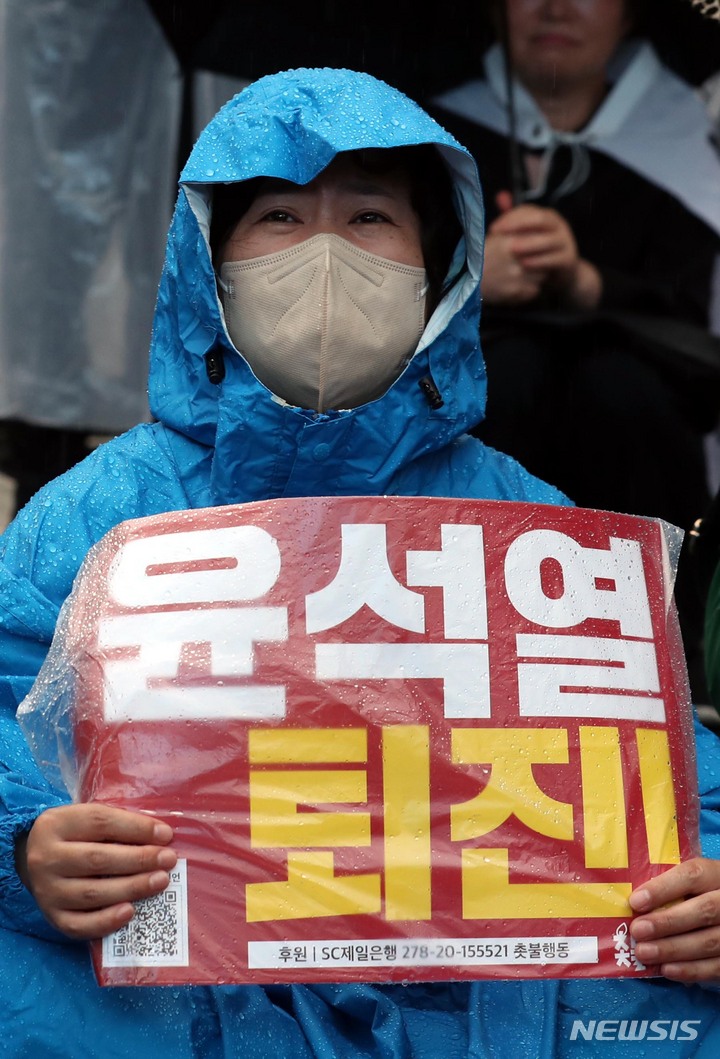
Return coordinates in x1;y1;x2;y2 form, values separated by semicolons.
44;868;173;913
495;189;515;213
42;839;178;880
510;234;567;260
490;217;550;238
516;253;569;274
50;901;137;942
489;206;550;234
634;924;720;969
630;859;720;913
632;890;720;944
657;956;720;985
41;804;174;846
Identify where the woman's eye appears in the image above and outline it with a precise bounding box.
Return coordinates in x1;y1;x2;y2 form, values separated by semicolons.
260;209;297;223
353;210;390;224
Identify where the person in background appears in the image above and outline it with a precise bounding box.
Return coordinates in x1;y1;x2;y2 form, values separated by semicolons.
2;66;720;1058
428;0;720;697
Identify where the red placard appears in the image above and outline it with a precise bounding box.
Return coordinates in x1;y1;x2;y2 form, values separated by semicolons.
57;497;697;986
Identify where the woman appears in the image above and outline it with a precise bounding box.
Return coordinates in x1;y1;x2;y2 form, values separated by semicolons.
2;66;720;1058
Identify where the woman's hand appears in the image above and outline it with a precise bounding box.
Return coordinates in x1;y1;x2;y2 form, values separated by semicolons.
484;193;602;309
630;858;720;983
481;229;545;304
16;803;177;940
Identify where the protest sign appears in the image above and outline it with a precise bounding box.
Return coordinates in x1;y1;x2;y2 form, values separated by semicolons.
19;497;698;986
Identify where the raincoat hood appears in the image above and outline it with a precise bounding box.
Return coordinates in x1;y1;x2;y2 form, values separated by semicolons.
148;67;487;506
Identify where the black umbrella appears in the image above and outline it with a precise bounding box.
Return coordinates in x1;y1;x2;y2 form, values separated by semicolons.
146;0;720;90
144;0;492;100
144;0;495;171
644;0;720;85
144;0;720;168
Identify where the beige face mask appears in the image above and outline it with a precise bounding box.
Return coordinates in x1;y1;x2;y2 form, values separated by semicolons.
219;233;428;412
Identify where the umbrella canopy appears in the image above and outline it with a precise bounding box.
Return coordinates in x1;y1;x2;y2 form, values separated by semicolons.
639;0;720;85
145;0;720;93
143;1;493;100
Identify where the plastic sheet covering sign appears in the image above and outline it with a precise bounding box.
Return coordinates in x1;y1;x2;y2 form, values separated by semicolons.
18;497;699;987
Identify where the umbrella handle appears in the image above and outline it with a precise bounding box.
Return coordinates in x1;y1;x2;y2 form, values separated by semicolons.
495;1;525;207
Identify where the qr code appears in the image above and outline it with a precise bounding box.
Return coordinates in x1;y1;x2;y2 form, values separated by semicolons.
102;859;189;967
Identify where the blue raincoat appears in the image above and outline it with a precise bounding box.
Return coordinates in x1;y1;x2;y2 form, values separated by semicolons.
1;67;720;1058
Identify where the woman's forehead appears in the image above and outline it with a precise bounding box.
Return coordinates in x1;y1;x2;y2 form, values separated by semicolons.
256;152;412;195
